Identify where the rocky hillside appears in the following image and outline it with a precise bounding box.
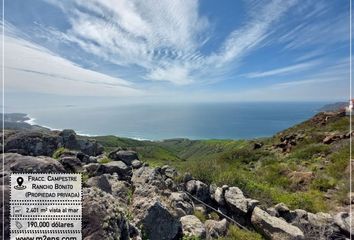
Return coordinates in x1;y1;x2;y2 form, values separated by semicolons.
1;110;353;239
89;111;353;214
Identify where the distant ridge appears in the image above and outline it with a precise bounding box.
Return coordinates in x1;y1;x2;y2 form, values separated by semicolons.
318;102;347;112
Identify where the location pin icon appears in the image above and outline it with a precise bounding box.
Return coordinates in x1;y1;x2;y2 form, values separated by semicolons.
17;177;24;186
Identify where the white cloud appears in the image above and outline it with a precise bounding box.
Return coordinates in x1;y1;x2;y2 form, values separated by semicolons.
41;0;297;85
243;60;320;78
3;35;143;96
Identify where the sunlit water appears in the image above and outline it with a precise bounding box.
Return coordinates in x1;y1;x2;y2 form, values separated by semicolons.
16;102;325;140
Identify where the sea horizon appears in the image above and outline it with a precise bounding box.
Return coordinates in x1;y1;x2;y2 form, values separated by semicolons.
9;101;330;141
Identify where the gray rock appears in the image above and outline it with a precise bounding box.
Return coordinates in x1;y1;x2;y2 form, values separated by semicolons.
185;180;210;202
183;172;193;183
104;161;132;180
251;207;305;240
77;139;104;157
86;175;112;194
83;163;102;177
334;212;353;237
132;199;181;240
169;192;194;217
132;166;166;189
132;160;143;169
58;156;82;173
108;149;138;165
59;129;103;156
2;153;66;173
266;207;277;217
274;202;290;213
3;129;103;157
277;207;344;239
165;178;177;190
88;156;99;163
106;176;131;205
224;187;259;224
76;152;91;163
161;165;178;179
204;219;228;239
4;131;59;156
180;215;206;238
82;188;130;240
210;184;226;206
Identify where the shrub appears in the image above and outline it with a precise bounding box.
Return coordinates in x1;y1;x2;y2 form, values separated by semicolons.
291;144;330;161
193;210;206;223
311;176;337;192
52;147;70;159
220;225;263;240
98;156;112;164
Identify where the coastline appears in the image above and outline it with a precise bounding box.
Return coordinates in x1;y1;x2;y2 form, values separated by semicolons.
10;102;332;141
23;114;149;140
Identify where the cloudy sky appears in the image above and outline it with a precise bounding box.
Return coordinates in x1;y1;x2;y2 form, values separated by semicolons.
2;0;351;107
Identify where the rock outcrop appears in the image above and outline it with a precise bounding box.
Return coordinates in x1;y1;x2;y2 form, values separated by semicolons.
180;215;206;238
108;149;139;165
224;186;259;225
2;153;66;173
82;188;130;240
3;129;103;157
251;207;305;240
0;131;351;240
205;219;228;239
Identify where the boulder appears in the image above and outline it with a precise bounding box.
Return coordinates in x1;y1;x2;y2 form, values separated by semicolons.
180;215;206;238
132;199;181;240
204;219;228;239
59;129;103;156
165;178;177;190
210;184;226;206
132;160;143;169
2;153;66;173
106;175;132;205
183;172;193;183
224;187;259;224
3;129;103;157
4;131;59;156
274;204;344;239
82;188;130;240
251;207;304;240
83;162;132;181
104;161;132;181
161;165;178;179
86;175;112;194
108;149;138;165
76;152;92;164
58;156;83;173
83;163;102;177
132;166;166;189
254;142;263;149
169;192;194;217
59;129;78;148
77;139;104;157
186;180;210;202
334;212;353;237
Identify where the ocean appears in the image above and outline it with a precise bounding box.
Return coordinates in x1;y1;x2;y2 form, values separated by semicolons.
21;102;326;140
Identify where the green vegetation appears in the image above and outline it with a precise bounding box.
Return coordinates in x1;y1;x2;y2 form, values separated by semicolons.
98;156;112;164
220;225;264;240
193;210;206;223
92;113;352;212
182;236;202;240
52;147;70;159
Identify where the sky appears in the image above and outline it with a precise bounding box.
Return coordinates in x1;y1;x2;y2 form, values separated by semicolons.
1;0;352;108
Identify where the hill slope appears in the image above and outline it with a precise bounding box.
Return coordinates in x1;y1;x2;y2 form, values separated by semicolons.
92;111;352;213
